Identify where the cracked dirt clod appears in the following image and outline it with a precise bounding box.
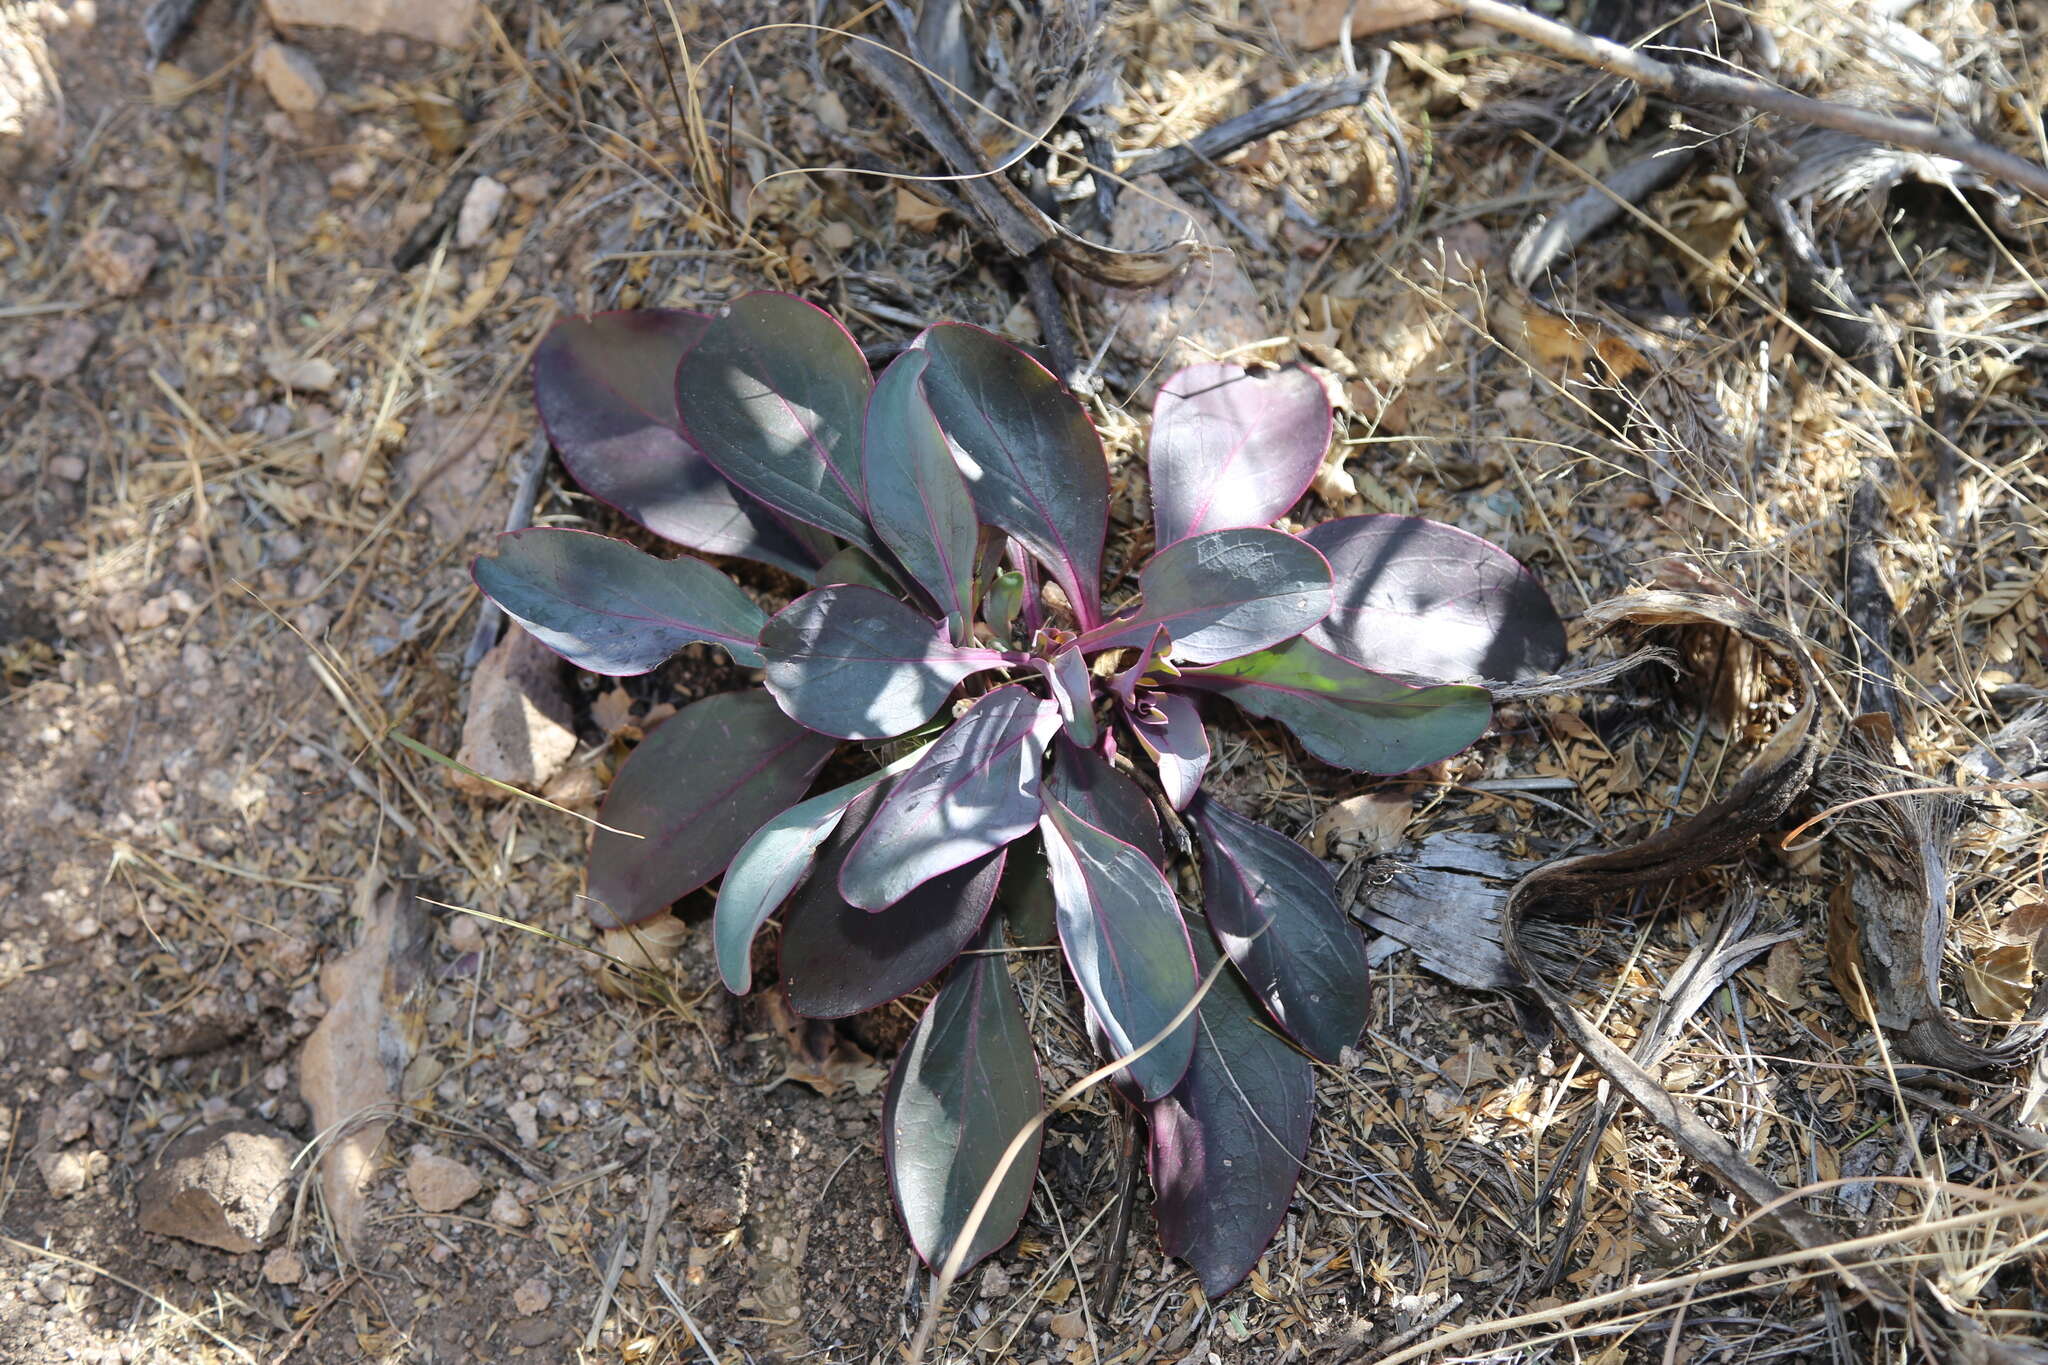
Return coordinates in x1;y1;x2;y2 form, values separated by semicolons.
76;227;158;297
136;1120;294;1253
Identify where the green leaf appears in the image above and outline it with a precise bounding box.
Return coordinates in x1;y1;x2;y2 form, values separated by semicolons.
1182;637;1492;773
918;324;1110;627
586;692;837;927
864;349;982;639
883;917;1043;1274
1149;916;1315;1297
1040;793;1198;1100
674;292;876;551
472;528;767;674
712;745;931;993
1186;793;1369;1062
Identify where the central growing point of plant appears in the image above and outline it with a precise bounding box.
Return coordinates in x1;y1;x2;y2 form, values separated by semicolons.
473;291;1566;1292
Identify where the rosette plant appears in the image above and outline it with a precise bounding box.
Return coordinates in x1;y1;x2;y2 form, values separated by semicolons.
472;291;1565;1293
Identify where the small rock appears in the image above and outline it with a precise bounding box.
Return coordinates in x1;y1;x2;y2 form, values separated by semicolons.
266;352;338;393
512;1277;550;1315
977;1263;1013;1299
25;319;96;384
404;1146;481;1213
76;227;158;297
447;912;484;952
261;1248;304;1285
136;1120;294;1252
263;0;477;45
507;172;554;204
453;630;576;795
505;1099;540;1147
489;1188;529;1228
48;454;86;482
253;41;325;112
455;175;508;248
328;160;372;199
1049;1309;1087;1341
150;61;200;106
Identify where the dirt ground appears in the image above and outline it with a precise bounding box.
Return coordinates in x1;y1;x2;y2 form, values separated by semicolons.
3;0;2047;1362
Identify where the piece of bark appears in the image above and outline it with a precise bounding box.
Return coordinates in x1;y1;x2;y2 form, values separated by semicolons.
298;875;433;1251
1357;831;1536;990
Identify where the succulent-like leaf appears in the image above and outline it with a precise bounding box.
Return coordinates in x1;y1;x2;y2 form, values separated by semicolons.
781;784;1004;1017
1044;739;1165;869
473;528;769;674
587;692;837;927
1040;793;1198;1100
1183;637;1491;773
813;544;901;596
840;684;1058;909
1302;515;1566;683
983;569;1025;644
917;323;1109;627
1149;915;1315;1297
999;835;1057;947
884;917;1043;1274
759;585;1009;740
1128;692;1209;810
1076;528;1331;666
532;311;820;577
1149;363;1332;547
1039;645;1097;746
1186;794;1369;1062
864;349;982;639
713;746;931;993
673;292;876;550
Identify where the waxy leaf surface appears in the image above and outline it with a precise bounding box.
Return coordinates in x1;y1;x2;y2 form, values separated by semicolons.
1150;364;1331;546
1078;529;1330;666
760;585;1006;740
473;528;767;674
1302;515;1566;682
1044;740;1165;868
840;685;1056;909
1040;795;1197;1100
864;349;982;637
588;692;836;927
1187;794;1369;1062
1128;692;1209;810
713;748;929;993
533;311;818;576
781;783;1004;1017
1184;637;1491;773
884;918;1042;1273
1040;645;1097;747
674;292;876;550
1149;917;1315;1296
917;324;1109;626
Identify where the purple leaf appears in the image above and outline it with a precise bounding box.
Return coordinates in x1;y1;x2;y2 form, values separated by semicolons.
760;585;1009;740
1044;739;1165;869
1186;794;1369;1063
1038;644;1097;747
1109;625;1173;705
1127;691;1209;810
1075;528;1331;666
587;692;837;928
674;292;877;551
533;311;818;577
780;783;1004;1017
883;917;1043;1274
1149;915;1315;1297
1302;515;1566;683
713;749;929;993
840;684;1058;909
917;324;1110;628
1040;792;1198;1100
1181;637;1491;773
472;527;767;675
863;349;983;638
1149;364;1332;547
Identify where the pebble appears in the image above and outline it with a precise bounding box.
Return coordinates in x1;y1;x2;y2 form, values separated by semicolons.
24;319;96;385
76;227;158;297
1049;1309;1087;1341
505;1099;539;1147
404;1146;482;1213
266;353;338;393
261;1248;304;1285
512;1277;551;1315
447;913;484;953
489;1188;530;1228
455;175;508;249
253;41;325;112
48;454;86;482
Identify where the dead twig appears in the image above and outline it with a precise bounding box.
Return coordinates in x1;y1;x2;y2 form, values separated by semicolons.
1122;71;1384;183
1440;0;2048;202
